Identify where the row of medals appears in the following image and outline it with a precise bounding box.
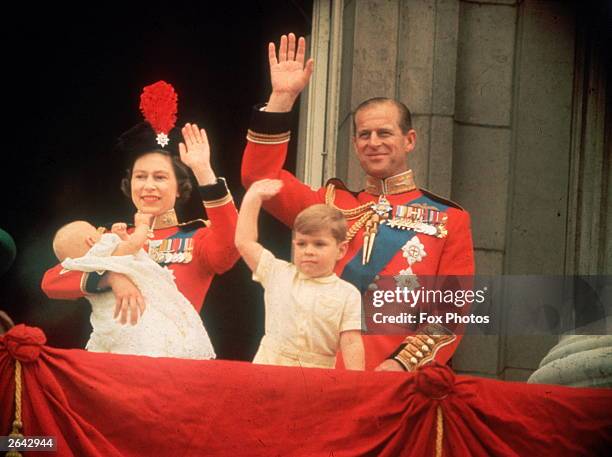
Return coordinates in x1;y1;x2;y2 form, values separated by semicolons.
147;238;194;264
386;203;448;238
144;197;448;266
362;196;448;264
372;196;448;237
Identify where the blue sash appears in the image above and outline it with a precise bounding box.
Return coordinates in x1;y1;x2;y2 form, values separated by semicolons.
340;195;448;293
167;229;197;240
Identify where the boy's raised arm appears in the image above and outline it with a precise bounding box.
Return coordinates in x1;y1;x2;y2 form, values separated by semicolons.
235;179;283;272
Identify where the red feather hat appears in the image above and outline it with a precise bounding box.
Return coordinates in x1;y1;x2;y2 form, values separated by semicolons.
111;81;205;221
139;81;178;148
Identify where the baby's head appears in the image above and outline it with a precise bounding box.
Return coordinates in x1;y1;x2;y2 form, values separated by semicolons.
292;204;348;278
53;221;102;261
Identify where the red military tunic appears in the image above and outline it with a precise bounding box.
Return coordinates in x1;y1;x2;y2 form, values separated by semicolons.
242;108;474;370
41;180;239;313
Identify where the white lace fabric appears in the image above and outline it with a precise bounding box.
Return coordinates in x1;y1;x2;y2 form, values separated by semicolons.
62;233;216;360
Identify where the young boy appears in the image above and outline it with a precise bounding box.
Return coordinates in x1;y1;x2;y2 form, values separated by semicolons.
235;179;365;370
53;213;216;359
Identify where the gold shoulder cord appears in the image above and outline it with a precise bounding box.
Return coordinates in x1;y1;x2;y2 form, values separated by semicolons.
177;218;209;228
325;184;374;242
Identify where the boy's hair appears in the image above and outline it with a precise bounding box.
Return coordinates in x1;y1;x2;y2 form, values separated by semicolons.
293;204;347;243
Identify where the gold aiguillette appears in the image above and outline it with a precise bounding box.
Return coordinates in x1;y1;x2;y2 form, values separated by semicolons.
362;196;392;264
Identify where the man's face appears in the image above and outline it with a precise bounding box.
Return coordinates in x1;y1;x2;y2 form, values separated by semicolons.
353;102;416;179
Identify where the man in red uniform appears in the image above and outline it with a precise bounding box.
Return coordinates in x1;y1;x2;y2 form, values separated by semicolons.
242;34;474;371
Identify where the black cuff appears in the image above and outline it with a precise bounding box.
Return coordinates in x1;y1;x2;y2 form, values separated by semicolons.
387;344;409;371
388;343;407;360
85;272;110;293
198;177;229;201
250;104;293;134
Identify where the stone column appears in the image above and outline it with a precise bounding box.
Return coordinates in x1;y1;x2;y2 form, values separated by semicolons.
528;335;612;387
336;0;459;196
529;1;612;388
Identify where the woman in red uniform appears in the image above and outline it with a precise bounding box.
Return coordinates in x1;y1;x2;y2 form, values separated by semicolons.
42;81;239;325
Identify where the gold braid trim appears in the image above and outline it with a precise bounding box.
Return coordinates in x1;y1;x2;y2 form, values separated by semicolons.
7;360;23;457
392;324;457;371
79;271;90;295
325;184;376;242
246;130;291;145
435;405;444;457
177;218;208;228
346;210;373;242
325;184;374;219
203;194;234;209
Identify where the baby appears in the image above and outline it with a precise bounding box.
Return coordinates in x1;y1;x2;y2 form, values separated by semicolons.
53;213;215;359
235;179;365;369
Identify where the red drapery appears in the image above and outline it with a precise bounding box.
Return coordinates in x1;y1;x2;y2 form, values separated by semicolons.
1;325;611;457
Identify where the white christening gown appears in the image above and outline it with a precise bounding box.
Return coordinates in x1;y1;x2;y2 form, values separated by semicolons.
61;233;216;360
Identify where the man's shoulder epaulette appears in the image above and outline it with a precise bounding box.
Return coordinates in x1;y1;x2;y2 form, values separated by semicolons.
325;178;361;198
420;188;465;211
178;219;209;232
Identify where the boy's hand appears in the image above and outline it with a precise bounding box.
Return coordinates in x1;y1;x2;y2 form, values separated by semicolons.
134;212;154;227
111;223;130;241
247;179;283;201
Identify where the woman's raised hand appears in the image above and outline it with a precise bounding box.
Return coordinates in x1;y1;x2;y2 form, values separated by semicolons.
179;123;217;185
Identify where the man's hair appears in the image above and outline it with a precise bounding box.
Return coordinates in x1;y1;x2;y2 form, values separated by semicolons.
352;97;413;134
293;204;347;243
120;150;193;204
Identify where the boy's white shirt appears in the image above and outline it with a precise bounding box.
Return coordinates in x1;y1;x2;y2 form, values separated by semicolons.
252;248;362;368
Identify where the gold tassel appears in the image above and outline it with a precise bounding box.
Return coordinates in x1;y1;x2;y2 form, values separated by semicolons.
435;405;444;457
6;360;23;457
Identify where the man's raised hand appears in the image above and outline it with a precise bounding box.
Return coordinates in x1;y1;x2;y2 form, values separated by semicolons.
267;33;314;113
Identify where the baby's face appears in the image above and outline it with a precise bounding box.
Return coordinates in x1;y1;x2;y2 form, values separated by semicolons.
57;221;102;260
292;229;348;278
83;224;102;246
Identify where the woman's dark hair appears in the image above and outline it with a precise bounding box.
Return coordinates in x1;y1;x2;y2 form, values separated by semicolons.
120;150;193;205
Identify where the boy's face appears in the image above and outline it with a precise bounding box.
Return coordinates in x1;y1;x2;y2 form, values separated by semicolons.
292;229;348;278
